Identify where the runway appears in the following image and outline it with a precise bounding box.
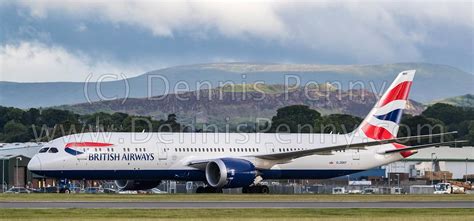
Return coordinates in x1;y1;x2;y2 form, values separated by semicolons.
1;201;473;209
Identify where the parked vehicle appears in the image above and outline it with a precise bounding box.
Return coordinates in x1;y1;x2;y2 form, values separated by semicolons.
32;186;59;193
84;187;104;194
332;187;346;194
4;187;31;194
69;187;82;193
103;188;117;194
347;189;362;194
363;187;378;194
434;183;465;194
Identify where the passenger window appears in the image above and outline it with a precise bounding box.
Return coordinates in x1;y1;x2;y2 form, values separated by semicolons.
39;148;49;153
48;148;59;153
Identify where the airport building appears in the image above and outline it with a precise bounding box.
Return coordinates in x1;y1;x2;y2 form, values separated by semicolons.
0;143;42;191
384;146;474;180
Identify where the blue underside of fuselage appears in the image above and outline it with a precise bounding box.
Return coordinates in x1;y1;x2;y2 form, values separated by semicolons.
31;169;364;181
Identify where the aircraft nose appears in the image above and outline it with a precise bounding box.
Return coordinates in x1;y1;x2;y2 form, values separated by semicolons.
28;155;42;171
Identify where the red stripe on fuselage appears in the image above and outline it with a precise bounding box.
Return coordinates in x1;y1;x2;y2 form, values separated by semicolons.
379;81;412;107
65;142;113;148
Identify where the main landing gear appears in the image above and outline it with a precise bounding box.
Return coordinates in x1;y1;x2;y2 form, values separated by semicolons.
242;185;270;194
196;186;223;193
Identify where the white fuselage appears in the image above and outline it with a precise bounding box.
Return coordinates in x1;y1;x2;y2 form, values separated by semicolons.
28;132;404;181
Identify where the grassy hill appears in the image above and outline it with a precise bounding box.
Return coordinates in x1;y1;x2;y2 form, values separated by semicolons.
58;84;425;129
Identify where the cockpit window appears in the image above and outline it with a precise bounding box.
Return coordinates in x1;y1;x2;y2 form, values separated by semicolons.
48;148;59;153
39;147;49;153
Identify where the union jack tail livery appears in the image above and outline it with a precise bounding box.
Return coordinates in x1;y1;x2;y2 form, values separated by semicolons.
355;70;415;148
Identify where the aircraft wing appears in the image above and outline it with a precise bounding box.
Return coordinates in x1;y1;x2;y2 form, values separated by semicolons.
187;132;457;168
186;159;210;170
253;131;457;161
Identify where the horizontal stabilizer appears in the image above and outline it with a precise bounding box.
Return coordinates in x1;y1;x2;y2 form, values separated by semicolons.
390;131;457;143
381;140;468;154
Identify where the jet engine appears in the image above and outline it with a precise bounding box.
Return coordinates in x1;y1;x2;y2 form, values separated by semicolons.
205;158;257;188
115;180;161;190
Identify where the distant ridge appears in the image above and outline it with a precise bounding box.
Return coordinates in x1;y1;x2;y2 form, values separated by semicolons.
57;85;425;127
430;94;474;108
1;63;472;108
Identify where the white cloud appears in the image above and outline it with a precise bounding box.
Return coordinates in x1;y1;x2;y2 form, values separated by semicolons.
16;0;288;39
13;0;472;62
0;42;147;82
2;0;472;81
75;23;87;32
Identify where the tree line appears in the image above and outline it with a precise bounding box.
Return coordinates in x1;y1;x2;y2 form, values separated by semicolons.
0;103;472;145
0;107;185;142
266;103;473;146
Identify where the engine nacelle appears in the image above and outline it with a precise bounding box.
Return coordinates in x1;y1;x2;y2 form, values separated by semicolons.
115;180;161;191
205;158;257;188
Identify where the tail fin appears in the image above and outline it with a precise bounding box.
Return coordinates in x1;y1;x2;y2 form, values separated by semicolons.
355;70;416;140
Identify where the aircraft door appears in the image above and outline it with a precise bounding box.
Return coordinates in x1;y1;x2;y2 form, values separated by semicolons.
76;148;87;161
352;149;360;160
157;143;168;160
265;143;275;153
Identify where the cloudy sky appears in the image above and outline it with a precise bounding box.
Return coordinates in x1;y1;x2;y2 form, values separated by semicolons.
0;0;472;82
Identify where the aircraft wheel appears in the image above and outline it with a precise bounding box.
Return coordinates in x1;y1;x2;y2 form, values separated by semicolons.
243;185;270;194
203;186;222;193
204;186;213;193
196;186;204;193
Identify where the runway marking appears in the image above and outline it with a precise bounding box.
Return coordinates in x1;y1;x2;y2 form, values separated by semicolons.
1;201;473;209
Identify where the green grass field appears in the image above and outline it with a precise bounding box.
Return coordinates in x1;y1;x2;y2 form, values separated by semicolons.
1;193;473;202
0;208;473;221
1;194;473;220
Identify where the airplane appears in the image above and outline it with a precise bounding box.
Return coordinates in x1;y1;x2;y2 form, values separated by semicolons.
28;70;461;193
